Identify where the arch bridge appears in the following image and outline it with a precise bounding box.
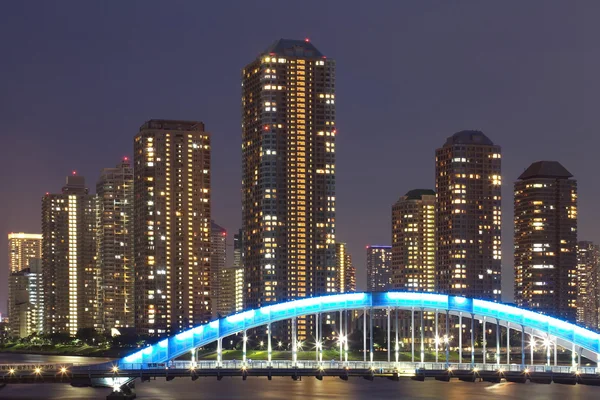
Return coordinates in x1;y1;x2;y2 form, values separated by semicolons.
116;292;600;371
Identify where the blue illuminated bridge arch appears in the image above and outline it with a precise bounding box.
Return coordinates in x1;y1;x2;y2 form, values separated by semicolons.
116;292;600;369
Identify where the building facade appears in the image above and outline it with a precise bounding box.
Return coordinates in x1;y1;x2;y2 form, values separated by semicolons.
242;39;336;338
8;233;42;274
42;175;99;335
335;242;355;293
97;158;134;331
514;161;578;322
133;119;211;336
391;189;436;292
435;131;502;301
7;233;42;324
366;245;392;292
210;221;227;318
8;259;42;338
577;241;599;329
217;266;244;317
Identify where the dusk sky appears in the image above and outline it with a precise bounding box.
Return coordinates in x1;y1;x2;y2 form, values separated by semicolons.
1;1;599;315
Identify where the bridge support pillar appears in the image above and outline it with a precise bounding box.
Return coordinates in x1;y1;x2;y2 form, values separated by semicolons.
420;308;425;365
217;337;223;368
482;317;486;365
395;308;399;365
445;310;450;369
411;308;415;363
267;323;272;367
520;325;525;368
243;330;247;366
458;313;462;364
530;333;534;366
339;310;344;363
577;347;581;370
496;318;500;367
363;309;367;363
387;309;391;363
435;309;439;363
554;340;557;367
546;334;551;366
318;316;323;365
470;313;474;367
292;317;297;367
506;322;510;365
315;313;320;363
369;307;374;364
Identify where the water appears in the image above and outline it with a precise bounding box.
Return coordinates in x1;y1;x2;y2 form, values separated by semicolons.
1;354;599;399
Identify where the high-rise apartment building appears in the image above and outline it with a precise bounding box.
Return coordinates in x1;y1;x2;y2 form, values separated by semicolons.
366;245;392;292
210;221;227;318
576;241;599;329
42;174;99;335
391;189;436;292
7;233;41;322
242;39;336;338
514;161;578;322
435;131;502;301
233;229;243;269
133;119;211;336
216;266;244;317
8;259;42;338
335;242;355;293
8;233;42;274
97;158;134;330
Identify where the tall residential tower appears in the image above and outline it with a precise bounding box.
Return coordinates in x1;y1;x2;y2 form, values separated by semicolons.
366;245;392;292
435;131;502;301
391;189;436;292
241;39;336;338
133;119;211;336
97;158;134;330
576;241;599;329
42;174;98;335
514;161;577;322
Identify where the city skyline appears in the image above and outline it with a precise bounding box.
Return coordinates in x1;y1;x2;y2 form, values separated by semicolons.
2;2;600;315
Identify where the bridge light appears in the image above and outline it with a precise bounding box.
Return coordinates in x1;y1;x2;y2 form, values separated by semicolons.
297;340;304;351
278;341;283;348
447;367;452;372
34;367;42;375
498;368;505;374
472;367;479;373
242;365;247;371
319;365;324;371
316;340;322;349
524;368;530;374
8;368;15;375
260;340;264;347
112;366;119;373
60;367;68;374
543;337;552;349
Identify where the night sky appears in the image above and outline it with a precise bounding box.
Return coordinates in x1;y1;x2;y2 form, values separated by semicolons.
1;1;599;315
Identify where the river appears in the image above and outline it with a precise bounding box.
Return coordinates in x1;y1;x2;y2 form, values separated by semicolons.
0;354;599;399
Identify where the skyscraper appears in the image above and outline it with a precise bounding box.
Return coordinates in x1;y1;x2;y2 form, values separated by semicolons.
366;245;393;292
134;119;211;336
233;229;243;270
241;39;336;338
576;241;599;329
391;189;436;292
7;233;41;323
8;259;42;338
216;266;244;317
435;131;502;301
42;174;98;335
514;161;577;322
210;221;227;319
336;242;355;293
97;158;134;330
8;233;42;274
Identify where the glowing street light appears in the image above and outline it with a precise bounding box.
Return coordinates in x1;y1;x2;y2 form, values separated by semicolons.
111;366;119;373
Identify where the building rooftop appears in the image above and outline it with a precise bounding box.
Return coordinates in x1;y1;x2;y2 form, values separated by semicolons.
404;189;436;200
263;39;324;58
140;119;205;132
518;161;573;180
444;130;495;146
